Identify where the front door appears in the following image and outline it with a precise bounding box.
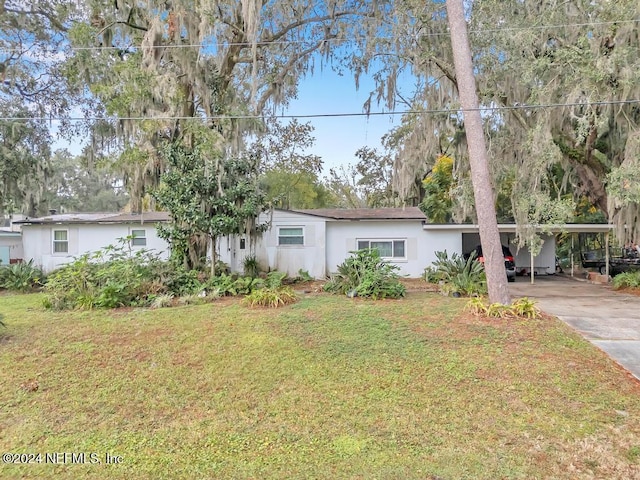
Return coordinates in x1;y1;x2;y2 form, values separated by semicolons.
0;246;9;266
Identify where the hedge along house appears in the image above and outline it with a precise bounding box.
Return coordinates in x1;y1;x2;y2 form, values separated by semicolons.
16;212;171;273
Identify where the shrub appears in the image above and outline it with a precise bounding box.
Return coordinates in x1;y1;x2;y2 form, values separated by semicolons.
160;265;207;296
510;297;541;318
613;271;640;290
0;260;44;292
295;269;314;283
265;271;287;288
151;294;175;309
422;266;442;284
205;273;264;296
244;286;297;308
428;250;487;297
324;249;406;299
44;241;166;309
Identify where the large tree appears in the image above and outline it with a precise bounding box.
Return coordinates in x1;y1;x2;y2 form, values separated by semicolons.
44;149;129;213
153;143;267;272
0;104;52;216
253;119;330;209
0;1;80;216
63;0;384;263
446;0;510;305
351;0;640;241
468;0;640;241
64;0;384;206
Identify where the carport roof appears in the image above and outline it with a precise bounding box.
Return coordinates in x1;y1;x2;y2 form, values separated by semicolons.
423;223;614;233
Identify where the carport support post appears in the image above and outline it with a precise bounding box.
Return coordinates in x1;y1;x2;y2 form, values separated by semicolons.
530;250;535;285
605;232;610;279
571;234;574;277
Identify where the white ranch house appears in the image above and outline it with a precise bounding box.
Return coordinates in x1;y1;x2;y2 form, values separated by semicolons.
10;208;612;278
15;212;170;273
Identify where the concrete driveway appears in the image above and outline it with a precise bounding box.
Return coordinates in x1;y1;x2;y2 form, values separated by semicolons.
509;275;640;380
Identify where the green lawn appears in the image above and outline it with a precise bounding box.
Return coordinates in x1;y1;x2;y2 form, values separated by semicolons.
1;291;640;479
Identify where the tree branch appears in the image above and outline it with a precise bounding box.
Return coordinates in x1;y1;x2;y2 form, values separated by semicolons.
97;20;148;36
255;42;322;112
3;6;69;32
262;10;366;44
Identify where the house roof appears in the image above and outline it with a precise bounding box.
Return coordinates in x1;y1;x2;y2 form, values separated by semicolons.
292;207;427;220
423;223;614;233
14;212;171;225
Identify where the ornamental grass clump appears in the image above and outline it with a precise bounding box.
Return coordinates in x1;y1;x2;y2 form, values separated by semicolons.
466;296;541;319
324;248;406;299
243;271;297;308
613;271;640;290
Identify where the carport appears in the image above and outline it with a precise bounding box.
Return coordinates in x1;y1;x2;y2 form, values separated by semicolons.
495;223;616;283
424;222;615;284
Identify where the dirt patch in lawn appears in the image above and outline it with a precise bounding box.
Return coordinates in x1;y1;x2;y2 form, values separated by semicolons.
400;278;439;292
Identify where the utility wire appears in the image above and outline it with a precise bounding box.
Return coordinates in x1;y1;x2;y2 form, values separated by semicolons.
0;19;637;54
2;99;639;122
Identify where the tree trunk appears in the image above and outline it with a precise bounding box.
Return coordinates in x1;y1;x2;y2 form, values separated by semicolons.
445;0;510;305
210;236;216;277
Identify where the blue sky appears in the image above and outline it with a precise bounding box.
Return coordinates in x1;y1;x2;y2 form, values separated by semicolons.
284;69;403;173
52;67;407;175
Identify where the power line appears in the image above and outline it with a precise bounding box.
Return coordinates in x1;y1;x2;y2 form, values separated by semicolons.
2;99;639;123
0;18;637;55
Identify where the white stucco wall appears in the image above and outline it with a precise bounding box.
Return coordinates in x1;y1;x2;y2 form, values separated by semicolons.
512;234;556;274
21;223;169;273
218;211;328;278
422;230;464;267
261;211;327;278
326;220;441;278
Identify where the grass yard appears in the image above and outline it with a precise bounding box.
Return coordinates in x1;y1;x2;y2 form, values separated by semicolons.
1;291;640;479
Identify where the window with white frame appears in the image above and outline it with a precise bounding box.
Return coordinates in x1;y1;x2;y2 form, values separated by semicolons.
130;229;147;246
357;239;406;259
278;227;304;245
52;229;68;253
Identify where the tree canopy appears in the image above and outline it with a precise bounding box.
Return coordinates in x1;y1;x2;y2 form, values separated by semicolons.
3;0;640;250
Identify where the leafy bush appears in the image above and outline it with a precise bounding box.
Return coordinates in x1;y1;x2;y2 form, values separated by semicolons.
295;269;314;283
244;286;297;308
265;271;287;288
205;273;264;296
160;265;207;296
44;241;167;309
0;260;44;292
422;266;442;284
427;250;487;297
324;249;406;299
613;271;640;290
